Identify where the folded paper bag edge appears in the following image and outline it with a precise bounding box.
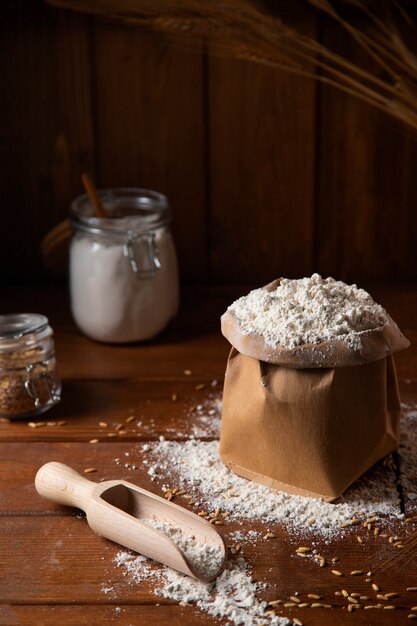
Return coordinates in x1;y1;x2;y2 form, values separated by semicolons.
221;310;410;369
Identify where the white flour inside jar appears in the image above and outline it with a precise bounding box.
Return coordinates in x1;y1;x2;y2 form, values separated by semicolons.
227;274;388;350
70;229;178;342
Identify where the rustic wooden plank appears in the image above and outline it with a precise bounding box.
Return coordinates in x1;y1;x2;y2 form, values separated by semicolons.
1;382;415;515
53;331;228;381
1;286;417;625
2;604;415;626
0;0;95;283
0;516;162;603
0;441;178;514
91;20;207;283
2;379;417;443
208;8;318;284
2;430;412;600
0;516;416;621
0;605;214;626
2;438;414;562
0;380;221;443
0;430;406;515
317;18;417;282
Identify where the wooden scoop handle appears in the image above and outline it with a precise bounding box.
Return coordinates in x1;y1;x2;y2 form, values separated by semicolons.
81;173;106;218
35;462;96;511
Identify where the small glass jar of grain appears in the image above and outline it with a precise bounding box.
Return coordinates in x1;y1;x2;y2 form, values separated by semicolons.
0;314;61;419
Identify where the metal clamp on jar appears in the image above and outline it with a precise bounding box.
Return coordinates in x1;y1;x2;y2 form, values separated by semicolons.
69;188;179;343
0;314;61;419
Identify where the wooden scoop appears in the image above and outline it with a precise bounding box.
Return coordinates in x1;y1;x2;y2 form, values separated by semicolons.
35;462;226;582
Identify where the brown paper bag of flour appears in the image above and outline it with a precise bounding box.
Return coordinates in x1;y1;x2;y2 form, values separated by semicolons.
220;349;402;501
220;281;410;501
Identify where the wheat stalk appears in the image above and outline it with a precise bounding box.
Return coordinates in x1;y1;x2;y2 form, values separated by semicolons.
47;0;417;131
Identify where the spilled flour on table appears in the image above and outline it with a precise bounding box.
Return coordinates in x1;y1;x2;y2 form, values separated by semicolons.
154;391;221;440
115;552;289;626
144;440;402;536
107;403;417;625
114;551;157;583
158;557;289;625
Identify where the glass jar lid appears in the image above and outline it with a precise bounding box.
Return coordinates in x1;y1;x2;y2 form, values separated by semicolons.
70;188;171;236
0;313;51;352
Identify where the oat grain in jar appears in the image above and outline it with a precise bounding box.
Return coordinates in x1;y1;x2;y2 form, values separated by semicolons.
0;314;61;419
69;188;179;343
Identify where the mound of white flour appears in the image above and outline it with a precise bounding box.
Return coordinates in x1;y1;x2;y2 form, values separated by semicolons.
146;439;401;535
114;552;289;626
227;274;388;349
142;518;224;579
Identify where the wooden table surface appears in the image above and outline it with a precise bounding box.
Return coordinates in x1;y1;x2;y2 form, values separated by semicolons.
1;284;417;626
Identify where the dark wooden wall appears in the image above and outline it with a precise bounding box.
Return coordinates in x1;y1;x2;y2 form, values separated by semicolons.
2;0;417;286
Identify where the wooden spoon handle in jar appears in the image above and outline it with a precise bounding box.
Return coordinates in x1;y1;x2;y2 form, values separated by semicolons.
81;173;106;218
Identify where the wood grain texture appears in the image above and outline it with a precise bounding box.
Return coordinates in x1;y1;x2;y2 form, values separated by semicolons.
0;380;222;442
3;2;417;285
0;606;215;626
0;285;417;625
0;0;94;284
2;605;417;626
53;331;228;380
0;516;416;620
1;429;413;515
91;20;207;283
0;441;201;514
208;8;318;285
316;18;417;283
